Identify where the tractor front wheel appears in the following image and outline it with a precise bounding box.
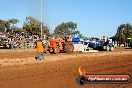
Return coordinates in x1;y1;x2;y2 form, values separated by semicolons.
65;42;74;53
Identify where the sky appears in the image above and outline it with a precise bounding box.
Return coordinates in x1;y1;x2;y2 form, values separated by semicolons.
0;0;132;37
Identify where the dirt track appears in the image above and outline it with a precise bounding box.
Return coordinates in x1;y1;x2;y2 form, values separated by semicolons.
0;49;132;88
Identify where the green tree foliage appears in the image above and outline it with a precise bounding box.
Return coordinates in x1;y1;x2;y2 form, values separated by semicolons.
0;18;20;32
113;23;132;43
8;18;21;32
0;19;10;32
8;18;19;29
8;18;19;26
23;16;50;36
54;22;78;36
0;19;5;32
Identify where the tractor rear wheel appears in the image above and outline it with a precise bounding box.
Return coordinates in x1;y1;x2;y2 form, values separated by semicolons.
53;46;60;54
110;46;114;51
103;46;107;50
106;46;110;51
65;42;74;53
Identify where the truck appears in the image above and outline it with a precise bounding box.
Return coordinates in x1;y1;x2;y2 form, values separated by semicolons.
88;38;114;51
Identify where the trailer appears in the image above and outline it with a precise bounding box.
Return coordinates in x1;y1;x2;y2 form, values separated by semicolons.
71;36;98;52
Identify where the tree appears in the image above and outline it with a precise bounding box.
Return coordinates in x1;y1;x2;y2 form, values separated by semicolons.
113;23;132;43
8;18;20;32
0;19;5;32
23;16;50;36
0;18;19;32
8;18;19;26
0;19;10;32
54;22;78;36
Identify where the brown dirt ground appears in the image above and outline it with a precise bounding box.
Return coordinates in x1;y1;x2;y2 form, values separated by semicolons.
0;48;132;88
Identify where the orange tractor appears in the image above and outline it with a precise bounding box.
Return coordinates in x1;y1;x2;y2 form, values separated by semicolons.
44;36;74;54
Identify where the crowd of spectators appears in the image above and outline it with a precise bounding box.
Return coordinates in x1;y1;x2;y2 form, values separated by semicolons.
0;31;49;49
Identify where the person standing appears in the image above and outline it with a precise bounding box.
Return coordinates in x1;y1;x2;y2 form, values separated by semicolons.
36;39;44;60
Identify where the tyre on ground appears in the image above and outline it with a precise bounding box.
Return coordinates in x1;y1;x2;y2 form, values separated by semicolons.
109;46;114;51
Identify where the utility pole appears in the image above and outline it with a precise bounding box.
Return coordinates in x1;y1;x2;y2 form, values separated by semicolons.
41;0;43;38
